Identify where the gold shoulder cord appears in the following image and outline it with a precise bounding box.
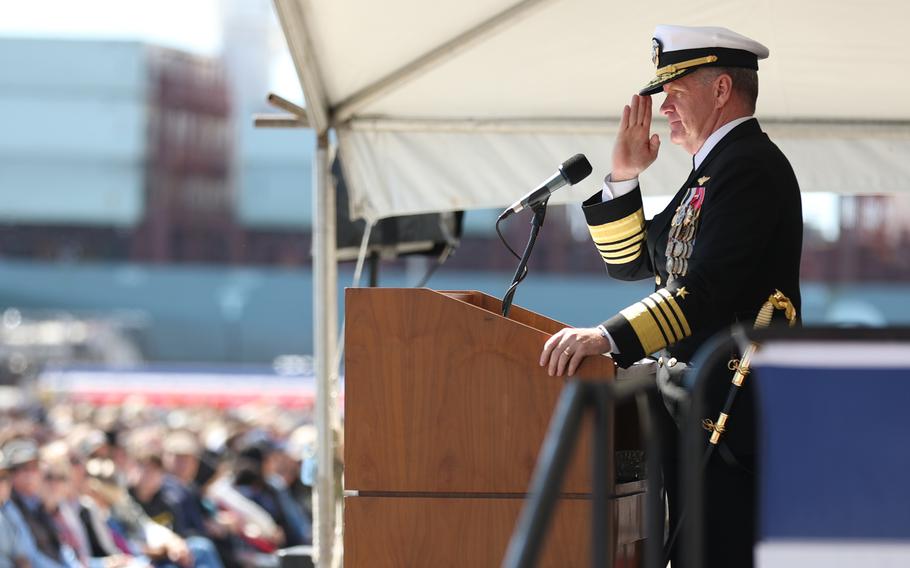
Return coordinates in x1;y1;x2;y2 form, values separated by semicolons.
702;290;797;445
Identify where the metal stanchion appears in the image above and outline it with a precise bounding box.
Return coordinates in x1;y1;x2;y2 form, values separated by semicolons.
503;373;659;568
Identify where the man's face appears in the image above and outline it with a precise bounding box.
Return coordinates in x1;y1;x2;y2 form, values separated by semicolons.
167;453;199;485
10;460;42;497
69;458;86;493
42;470;70;509
659;71;718;155
135;461;165;495
0;470;10;503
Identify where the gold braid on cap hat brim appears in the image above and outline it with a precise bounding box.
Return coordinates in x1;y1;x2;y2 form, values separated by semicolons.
656;54;718;76
640;54;720;94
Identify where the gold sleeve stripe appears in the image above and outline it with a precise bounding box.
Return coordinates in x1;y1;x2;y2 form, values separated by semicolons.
589;222;642;245
643;303;672;345
656;288;692;337
647;292;684;341
596;231;644;262
596;231;645;252
619;301;667;355
642;296;679;343
594;226;645;247
600;245;644;259
587;209;645;242
599;249;642;265
588;214;644;242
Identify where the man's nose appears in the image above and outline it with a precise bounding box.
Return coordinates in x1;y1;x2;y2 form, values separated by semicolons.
659;97;672;115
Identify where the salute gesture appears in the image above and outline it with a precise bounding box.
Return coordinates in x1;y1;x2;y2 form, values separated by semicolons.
539;95;661;377
612;94;660;182
539;94;661;377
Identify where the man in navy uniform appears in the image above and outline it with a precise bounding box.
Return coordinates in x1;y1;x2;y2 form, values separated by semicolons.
539;25;802;568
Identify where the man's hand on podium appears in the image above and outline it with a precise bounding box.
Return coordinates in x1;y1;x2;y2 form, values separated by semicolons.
540;327;611;377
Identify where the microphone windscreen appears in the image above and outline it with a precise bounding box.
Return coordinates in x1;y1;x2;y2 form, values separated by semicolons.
559;154;593;185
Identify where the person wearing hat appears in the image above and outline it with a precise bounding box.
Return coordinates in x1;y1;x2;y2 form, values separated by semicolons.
1;439;68;568
540;25;803;568
161;431;238;568
0;449;29;568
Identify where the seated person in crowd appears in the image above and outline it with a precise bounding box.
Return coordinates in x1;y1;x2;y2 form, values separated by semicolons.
2;439;68;568
0;447;28;568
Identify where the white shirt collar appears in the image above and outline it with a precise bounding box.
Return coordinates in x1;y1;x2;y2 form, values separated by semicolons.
693;116;753;170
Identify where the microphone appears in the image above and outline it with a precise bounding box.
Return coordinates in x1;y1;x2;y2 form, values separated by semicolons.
499;153;593;220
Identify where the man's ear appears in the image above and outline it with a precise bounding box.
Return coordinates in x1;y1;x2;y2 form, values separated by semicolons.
714;73;733;108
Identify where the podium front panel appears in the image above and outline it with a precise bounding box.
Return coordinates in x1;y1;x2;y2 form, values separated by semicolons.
345;288;627;494
344;490;644;568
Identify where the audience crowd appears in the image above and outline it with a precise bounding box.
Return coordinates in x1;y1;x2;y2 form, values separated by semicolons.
0;398;320;568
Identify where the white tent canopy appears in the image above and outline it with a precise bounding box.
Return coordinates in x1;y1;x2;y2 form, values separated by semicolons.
272;2;910;565
277;0;910;222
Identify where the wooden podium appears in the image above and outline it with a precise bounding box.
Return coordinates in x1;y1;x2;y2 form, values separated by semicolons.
344;288;645;567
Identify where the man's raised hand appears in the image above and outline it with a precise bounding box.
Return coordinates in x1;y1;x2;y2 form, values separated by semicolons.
612;94;660;181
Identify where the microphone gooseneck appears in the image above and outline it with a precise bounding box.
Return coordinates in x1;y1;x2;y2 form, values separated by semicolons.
499;154;593;220
497;154;593;317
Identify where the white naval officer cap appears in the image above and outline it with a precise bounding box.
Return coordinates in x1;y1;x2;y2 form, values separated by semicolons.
640;25;770;96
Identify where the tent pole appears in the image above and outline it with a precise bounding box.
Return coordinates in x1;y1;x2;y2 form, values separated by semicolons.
312;131;338;568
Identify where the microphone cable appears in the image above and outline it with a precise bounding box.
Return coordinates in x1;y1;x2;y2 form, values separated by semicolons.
496;214;529;292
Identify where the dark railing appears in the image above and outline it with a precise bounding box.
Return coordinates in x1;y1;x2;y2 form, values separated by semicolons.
502;373;667;568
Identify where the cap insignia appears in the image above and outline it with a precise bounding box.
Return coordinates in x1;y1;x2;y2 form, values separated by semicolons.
651;38;662;67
